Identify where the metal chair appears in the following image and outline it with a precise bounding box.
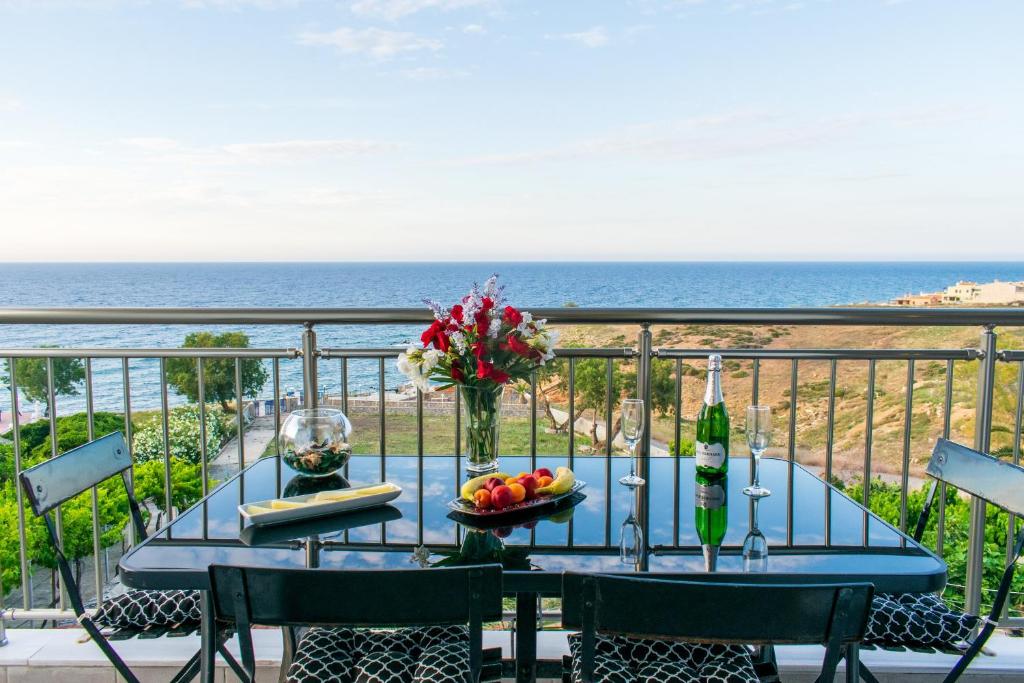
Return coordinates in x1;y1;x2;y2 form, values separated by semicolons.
859;438;1024;683
207;563;504;683
18;431;239;683
561;572;873;683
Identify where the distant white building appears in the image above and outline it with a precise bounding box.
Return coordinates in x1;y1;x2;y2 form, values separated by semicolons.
942;280;1024;304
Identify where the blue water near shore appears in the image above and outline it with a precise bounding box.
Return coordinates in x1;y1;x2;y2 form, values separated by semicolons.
1;261;1021;412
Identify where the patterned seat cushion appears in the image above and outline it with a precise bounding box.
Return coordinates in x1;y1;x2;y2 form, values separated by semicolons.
567;633;758;683
91;589;202;629
285;625;472;683
865;592;978;650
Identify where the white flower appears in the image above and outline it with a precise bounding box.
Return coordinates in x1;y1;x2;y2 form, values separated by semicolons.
450;330;467;353
488;316;501;339
422;349;442;372
528;327;559;364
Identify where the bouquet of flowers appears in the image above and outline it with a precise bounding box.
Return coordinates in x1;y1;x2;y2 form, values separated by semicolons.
396;275;558;393
397;275;558;472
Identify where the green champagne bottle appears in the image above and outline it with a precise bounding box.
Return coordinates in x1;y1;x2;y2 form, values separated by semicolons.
695;473;728;571
696;354;729;477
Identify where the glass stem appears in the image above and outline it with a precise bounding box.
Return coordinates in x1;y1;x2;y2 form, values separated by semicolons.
752;450;761;487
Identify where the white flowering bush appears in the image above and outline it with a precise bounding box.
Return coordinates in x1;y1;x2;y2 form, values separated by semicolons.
132;404;235;464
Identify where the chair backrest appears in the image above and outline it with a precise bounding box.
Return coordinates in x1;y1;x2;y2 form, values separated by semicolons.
562;573;873;646
209;564;503;628
209;564;503;682
19;431;133;516
927;438;1024;516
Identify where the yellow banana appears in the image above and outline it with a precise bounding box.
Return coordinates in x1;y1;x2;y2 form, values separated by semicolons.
460;472;511;501
535;466;574;495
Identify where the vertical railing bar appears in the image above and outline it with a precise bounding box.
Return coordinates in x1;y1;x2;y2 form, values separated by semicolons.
530;370;538;467
899;359;915;535
46;357;67;611
966;326;997;616
1005;360;1024;615
863;359;876;513
8;358;31;608
417;388;424;547
122;358;136;549
938;359;954;556
787;359;798;461
340;358;349;482
751;358;760;405
605;358;614;548
197;357;208;497
272;357;281;497
159;358;173;523
85;358;104;605
567;358;575;467
672;358;681;547
454;384;461;545
379;357;386;544
637;325;653;571
824;359;837;547
234;357;244;471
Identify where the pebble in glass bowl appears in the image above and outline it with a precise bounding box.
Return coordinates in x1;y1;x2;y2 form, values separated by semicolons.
280;408;353;477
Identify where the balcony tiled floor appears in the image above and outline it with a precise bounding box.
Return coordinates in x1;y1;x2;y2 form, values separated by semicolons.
0;628;1022;682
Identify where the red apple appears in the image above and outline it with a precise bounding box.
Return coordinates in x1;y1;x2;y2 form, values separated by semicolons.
484;477;505;492
533;467;554;480
490;485;513;510
519;474;539;500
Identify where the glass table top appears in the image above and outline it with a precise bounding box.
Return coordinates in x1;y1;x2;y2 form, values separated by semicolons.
120;455;946;594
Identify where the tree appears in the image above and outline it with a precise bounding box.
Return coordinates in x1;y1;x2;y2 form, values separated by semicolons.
2;351;84;415
165;332;268;411
650;358;677;416
561;358;630;451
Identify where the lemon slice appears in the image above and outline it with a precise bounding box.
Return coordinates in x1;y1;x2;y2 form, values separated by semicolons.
314;484;396;502
269;500;308;510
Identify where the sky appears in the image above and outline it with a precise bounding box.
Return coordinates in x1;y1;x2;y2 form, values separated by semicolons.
0;0;1022;261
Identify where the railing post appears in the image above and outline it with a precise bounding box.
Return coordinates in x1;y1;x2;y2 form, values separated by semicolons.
637;324;653;567
302;323;318;409
966;325;997;616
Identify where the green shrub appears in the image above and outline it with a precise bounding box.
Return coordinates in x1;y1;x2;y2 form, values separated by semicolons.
132;405;233;464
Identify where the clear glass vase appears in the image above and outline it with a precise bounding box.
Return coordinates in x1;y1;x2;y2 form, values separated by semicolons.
460;383;505;473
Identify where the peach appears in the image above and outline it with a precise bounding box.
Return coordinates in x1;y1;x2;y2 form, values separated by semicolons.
490;485;513;509
536;475;554;488
484;477;505;492
507;482;526;504
533;467;554;479
518;474;539;499
474;489;492;509
504;476;520;486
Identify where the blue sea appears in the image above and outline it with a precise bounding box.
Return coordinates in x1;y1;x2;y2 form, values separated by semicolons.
1;262;1022;412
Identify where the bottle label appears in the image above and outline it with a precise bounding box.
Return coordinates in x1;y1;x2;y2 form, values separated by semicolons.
695;441;726;469
695;481;725;509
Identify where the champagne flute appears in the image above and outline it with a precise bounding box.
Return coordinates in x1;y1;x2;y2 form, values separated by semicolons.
743;405;772;498
618;398;645;488
619;515;644;565
742;497;768;572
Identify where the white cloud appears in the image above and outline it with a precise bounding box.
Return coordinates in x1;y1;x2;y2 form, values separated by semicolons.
461;23;485;34
549;26;609;48
119;136;183;152
0;96;24;112
222;138;396;160
400;66;470;80
298;27;442;58
348;0;491;21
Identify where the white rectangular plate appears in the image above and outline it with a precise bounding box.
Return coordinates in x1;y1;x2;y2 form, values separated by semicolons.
239;483;402;527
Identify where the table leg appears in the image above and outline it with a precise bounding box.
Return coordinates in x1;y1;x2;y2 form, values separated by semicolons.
201;590;217;683
845;643;861;683
515;592;537;683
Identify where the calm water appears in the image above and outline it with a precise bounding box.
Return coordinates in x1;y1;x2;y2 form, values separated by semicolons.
1;261;1021;411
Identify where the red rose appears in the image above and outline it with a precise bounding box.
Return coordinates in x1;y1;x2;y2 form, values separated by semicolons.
500;333;536;359
451;362;465;382
480;297;494;313
449;304;463;323
476;360;510;384
502;306;523;327
421;320;449;352
471;340;487;359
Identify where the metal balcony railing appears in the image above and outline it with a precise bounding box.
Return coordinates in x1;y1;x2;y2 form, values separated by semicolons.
0;306;1022;628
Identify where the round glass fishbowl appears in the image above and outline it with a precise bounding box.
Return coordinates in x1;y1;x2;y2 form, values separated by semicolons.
280;408;353;477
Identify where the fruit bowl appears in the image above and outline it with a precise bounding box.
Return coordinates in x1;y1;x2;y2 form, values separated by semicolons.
447;480;586;518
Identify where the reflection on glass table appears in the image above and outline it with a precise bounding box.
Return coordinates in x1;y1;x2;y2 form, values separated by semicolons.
742;496;768;573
